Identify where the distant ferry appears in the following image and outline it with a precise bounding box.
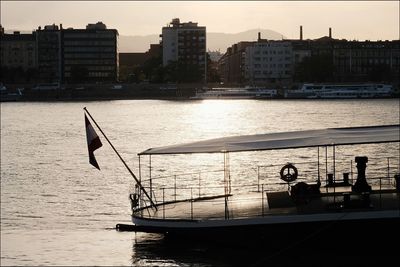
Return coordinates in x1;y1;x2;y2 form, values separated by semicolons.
192;87;278;100
286;84;393;99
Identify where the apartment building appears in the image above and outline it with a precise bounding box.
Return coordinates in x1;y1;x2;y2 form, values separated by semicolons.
245;39;293;85
0;30;37;71
161;18;206;80
62;22;119;83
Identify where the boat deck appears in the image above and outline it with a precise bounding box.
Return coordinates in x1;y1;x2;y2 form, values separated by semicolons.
136;185;399;221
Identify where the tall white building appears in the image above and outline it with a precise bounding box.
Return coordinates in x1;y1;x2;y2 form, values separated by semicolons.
161;18;206;79
245;40;293;84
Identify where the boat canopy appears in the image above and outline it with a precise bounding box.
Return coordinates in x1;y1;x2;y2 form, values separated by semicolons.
139;125;400;155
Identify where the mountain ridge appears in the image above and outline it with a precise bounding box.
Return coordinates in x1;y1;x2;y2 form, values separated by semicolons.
119;28;285;53
4;28;286;53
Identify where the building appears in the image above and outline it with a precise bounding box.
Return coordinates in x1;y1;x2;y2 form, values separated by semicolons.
119;44;161;68
62;22;119;83
218;42;253;85
332;40;400;83
161;18;206;81
36;24;62;83
0;30;37;71
119;43;161;82
244;33;293;85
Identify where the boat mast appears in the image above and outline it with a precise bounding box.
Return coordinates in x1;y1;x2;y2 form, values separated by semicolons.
83;107;157;209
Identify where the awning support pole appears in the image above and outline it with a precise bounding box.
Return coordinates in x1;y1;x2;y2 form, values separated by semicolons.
149;155;152;200
325;146;328;192
317;146;320;184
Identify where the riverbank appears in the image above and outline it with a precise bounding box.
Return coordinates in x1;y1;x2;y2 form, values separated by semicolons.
1;82;399;102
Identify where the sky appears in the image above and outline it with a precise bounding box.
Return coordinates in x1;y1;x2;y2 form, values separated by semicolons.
1;1;399;40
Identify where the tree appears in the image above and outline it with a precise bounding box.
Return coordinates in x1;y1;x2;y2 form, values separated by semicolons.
206;53;221;83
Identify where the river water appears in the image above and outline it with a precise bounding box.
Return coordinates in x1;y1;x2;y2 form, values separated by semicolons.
1;99;399;266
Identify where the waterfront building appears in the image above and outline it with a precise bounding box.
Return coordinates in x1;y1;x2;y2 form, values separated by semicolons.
218;42;253;85
161;18;206;80
119;44;161;82
245;35;293;85
62;22;118;83
332;40;400;83
36;24;62;83
0;30;37;71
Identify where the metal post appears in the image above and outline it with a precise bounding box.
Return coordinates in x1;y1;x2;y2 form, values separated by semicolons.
317;146;320;183
379;178;382;209
199;171;201;198
138;155;142;183
351;160;353;184
191;188;193;220
257;166;260;192
333;145;336;204
261;184;264;216
387;157;390;181
174;175;177;201
138;155;142;208
325;146;328;192
163;188;165;219
149;155;152;200
333;145;336;182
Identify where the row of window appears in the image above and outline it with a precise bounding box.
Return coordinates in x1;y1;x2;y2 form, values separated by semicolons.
250;70;291;76
252;64;291;68
64;71;113;78
64;53;115;59
253;50;291;55
64;47;115;52
64;66;115;71
64;59;115;64
63;32;116;38
64;40;115;46
252;57;292;62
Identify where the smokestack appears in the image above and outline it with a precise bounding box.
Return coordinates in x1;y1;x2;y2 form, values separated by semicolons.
300;25;303;40
329;27;332;38
258;32;261;41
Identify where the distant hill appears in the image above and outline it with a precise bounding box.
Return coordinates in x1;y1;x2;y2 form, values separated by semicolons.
5;28;286;53
119;29;285;53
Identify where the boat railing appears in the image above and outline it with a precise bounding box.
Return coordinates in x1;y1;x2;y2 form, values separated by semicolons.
135;173;399;221
134;157;399;221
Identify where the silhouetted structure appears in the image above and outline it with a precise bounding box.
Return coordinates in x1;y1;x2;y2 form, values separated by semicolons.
0;28;38;83
62;22;119;83
218;26;400;87
161;18;206;82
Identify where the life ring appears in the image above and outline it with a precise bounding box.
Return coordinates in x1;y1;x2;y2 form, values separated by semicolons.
280;163;298;183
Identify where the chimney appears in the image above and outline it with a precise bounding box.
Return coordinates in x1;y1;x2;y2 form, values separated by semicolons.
329;27;332;38
300;25;303;40
258;32;261;41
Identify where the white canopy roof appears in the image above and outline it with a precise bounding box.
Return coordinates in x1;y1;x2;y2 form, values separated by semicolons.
139;125;400;155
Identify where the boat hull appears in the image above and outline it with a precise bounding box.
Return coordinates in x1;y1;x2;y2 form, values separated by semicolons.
132;210;400;246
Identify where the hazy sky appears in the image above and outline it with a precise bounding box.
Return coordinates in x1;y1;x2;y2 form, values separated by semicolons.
1;1;399;40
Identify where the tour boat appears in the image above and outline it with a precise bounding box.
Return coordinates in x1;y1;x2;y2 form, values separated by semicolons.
286;83;393;99
192;87;278;99
126;124;400;243
83;109;399;244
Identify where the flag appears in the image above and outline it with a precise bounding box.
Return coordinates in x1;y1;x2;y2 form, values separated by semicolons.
85;114;103;170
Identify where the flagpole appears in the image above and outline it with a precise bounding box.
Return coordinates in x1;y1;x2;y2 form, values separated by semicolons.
83;107;157;209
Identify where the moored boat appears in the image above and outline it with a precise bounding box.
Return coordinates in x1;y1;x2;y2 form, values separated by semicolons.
83;109;399;245
128;125;400;243
286;83;393;99
192;87;278;99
